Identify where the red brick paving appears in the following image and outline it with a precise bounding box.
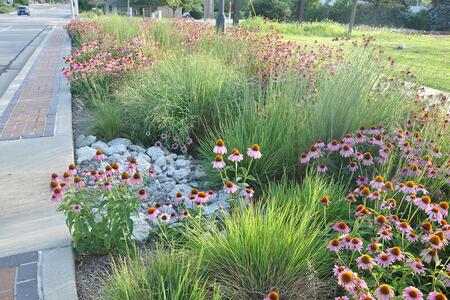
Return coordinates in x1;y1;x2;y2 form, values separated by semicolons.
0;27;65;140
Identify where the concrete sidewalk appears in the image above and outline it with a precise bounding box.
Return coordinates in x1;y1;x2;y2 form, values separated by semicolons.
0;26;77;300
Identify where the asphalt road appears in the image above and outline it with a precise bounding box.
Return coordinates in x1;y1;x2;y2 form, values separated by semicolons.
0;4;71;99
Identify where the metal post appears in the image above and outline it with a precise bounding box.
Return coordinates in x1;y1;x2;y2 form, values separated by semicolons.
216;0;225;32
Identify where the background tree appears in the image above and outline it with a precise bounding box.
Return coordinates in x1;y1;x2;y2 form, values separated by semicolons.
297;0;305;21
166;0;202;15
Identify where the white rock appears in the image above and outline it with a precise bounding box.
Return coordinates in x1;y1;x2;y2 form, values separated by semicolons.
137;153;151;162
76;135;97;147
169;184;192;198
152;165;163;174
131;213;151;244
167;153;178;160
107;144;127;155
175;159;190;169
91;141;109;153
154;156;167;167
160;180;176;194
76;146;96;164
173;168;190;182
136;156;151;171
108;138;132;147
146;147;165;161
203;201;231;215
128;145;146;153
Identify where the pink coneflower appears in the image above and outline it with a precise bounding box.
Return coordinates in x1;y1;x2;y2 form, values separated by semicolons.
223;181;237;194
335;297;349;300
241;187;254;198
367;242;381;254
346;194;356;203
340;144;354;158
263;291;279;300
197;191;208;203
354;152;364;160
174;192;184;203
82;169;90;176
111;162;120;174
388;247;403;261
207;190;217;199
138;189;147;200
299;153;310;164
60;182;68;192
68;164;77;176
370;176;385;190
212;155;226;169
355;131;366;143
426;205;443;222
376;252;394;267
427;291;447;300
147;207;159;220
154;141;162;147
416;184;428;195
362;152;374;166
347;161;358;172
357;254;376;270
438;201;449;217
213;139;227;154
332;221;351;234
407;231;419;242
402;287;423;300
317;163;328;173
103;181;113;190
126;157;137;173
179;210;190;220
414;195;432;210
171;143;179;151
427;234;447;250
402;181;417;194
105;165;114;177
348;237;363;251
74;176;85;189
308;145;322;159
431;147;442;158
327;239;342;252
315;139;325;148
147;169;157;177
327;140;340;152
376;284;395;300
343;133;354;145
338;270;358;292
370;191;382;201
378;229;393;241
420;248;438;264
49;180;59;191
120;172;131;185
333;265;346;276
63;171;71;182
357;176;369;185
159;213;170;223
72;204;82;213
131;172;142;185
397;221;412;233
51;187;63;202
228;148;244;162
379;147;390;159
94;149;105;161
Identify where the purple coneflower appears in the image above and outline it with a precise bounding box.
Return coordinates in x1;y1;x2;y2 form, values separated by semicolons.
317;163;328;173
228;148;244;162
308;145;322;159
207;190;217;199
362;152;374;166
327;140;340;152
94;149;105;161
223;181;237;194
335;297;349;300
171;143;179;150
414;195;432;210
154;141;162;147
51;187;63;202
120;172;130;185
138;189;147;200
212;155;226;169
427;291;447;300
337;270;357;291
247;144;262;159
420;248;438;264
147;169;157;177
388;247;403;261
327;239;342;252
160;133;167;140
370;176;384;190
402;181;417;194
348;237;363;251
213;139;227;154
376;284;395;300
315;139;325;148
402;287;423;300
241;187;254;198
72;204;82;214
174;192;184;203
263;291;279;300
131;172;142;185
299;153;309;164
340;144;354;158
332;221;351;234
159;213;170;223
357;254;376;270
197;191;208;203
377;252;394;267
378;229;393;241
147;207;159;220
68;164;77;176
356;176;369;185
74;176;85;189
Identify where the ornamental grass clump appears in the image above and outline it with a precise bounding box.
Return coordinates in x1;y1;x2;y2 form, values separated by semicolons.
102;246;222;300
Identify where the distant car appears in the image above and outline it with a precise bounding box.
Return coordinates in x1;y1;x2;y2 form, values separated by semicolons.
17;6;30;16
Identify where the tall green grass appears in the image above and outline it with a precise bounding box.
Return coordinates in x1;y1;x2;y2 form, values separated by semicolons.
101;246;221;300
117;54;249;145
185;175;345;299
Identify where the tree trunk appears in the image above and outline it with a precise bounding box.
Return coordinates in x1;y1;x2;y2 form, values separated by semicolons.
297;0;305;22
348;0;358;33
232;0;240;25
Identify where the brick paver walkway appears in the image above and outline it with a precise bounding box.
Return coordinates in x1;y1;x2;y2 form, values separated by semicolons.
0;27;66;140
0;252;38;300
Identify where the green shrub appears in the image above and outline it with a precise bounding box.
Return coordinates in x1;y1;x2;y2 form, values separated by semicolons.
102;247;221;300
0;5;14;13
117;54;248;146
186;175;345;299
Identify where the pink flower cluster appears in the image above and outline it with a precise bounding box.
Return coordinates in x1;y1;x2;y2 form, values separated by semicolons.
62;37;154;80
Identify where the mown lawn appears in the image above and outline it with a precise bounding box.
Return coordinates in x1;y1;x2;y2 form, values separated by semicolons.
286;31;450;92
